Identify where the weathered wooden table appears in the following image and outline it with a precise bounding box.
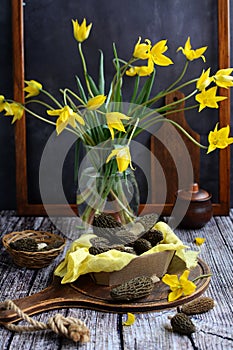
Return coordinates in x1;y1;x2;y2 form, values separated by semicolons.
0;210;232;350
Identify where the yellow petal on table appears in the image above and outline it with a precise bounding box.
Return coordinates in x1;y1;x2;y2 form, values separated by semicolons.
194;237;206;246
123;313;136;326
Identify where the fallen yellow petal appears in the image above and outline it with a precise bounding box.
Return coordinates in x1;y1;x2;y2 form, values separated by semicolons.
194;237;206;246
123;313;136;326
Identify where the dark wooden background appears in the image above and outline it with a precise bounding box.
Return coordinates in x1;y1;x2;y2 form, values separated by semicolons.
0;0;233;210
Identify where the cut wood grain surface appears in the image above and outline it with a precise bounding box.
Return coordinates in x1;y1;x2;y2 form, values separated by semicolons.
0;211;233;350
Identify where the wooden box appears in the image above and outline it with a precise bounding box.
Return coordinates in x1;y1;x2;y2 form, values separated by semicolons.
91;250;175;286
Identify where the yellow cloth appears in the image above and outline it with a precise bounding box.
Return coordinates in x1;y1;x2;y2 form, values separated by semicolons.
54;222;199;284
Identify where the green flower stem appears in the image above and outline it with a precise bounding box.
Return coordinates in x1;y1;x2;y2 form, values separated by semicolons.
24;99;55;110
162;104;199;117
61;88;86;106
135;103;199;138
192;273;212;283
89;110;106;141
62;93;76;110
82;130;96;146
153;89;198;114
165;61;189;92
110;55;135;102
77;159;136;224
40;89;63;108
110;187;135;222
132;89;198;130
78;43;94;98
147;117;207;149
127;118;140;146
129;77;199;117
156;78;199;103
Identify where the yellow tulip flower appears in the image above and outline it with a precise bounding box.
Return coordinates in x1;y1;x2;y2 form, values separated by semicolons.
86;95;106;110
150;40;173;66
47;106;85;135
4;102;24;123
133;37;151;60
106;112;130;139
106;146;133;173
24;80;42;98
72;18;92;43
126;59;154;77
0;95;7;112
196;68;213;91
207;123;233;153
213;68;233;88
162;270;196;302
195;86;227;112
177;37;207;62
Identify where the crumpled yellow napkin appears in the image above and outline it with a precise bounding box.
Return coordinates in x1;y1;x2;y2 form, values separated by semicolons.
54;221;199;284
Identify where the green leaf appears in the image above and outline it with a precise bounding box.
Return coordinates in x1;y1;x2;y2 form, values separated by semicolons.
111;43;122;108
140;69;156;104
106;81;114;108
114;78;123;105
87;74;100;96
135;70;155;105
98;50;105;94
112;43;121;76
75;76;87;103
130;75;140;104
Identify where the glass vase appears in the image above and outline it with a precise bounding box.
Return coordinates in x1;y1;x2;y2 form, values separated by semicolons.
76;144;139;225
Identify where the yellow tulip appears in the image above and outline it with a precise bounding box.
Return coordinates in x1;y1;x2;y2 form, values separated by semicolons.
133;37;151;60
106;146;133;173
106;112;130;139
162;270;196;302
72;18;92;43
177;37;207;62
0;95;7;112
47;106;85;135
24;80;42;98
207;123;233;153
195;86;227;112
150;40;173;66
213;68;233;88
4;102;24;123
126;59;154;77
196;68;213;91
86;95;106;110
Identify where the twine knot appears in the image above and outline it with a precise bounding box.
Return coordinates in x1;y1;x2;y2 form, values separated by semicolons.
47;314;90;342
1;300;90;343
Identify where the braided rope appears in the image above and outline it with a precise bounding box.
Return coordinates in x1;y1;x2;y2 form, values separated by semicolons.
2;300;90;343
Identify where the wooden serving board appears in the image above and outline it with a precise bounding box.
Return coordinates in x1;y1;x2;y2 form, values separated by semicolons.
0;258;211;325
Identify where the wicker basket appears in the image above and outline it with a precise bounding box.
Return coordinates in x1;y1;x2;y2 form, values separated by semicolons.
2;230;66;269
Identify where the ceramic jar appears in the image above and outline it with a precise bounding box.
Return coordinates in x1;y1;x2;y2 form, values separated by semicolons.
176;183;213;229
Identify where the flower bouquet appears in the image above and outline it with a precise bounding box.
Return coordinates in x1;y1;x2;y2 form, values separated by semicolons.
1;18;233;227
